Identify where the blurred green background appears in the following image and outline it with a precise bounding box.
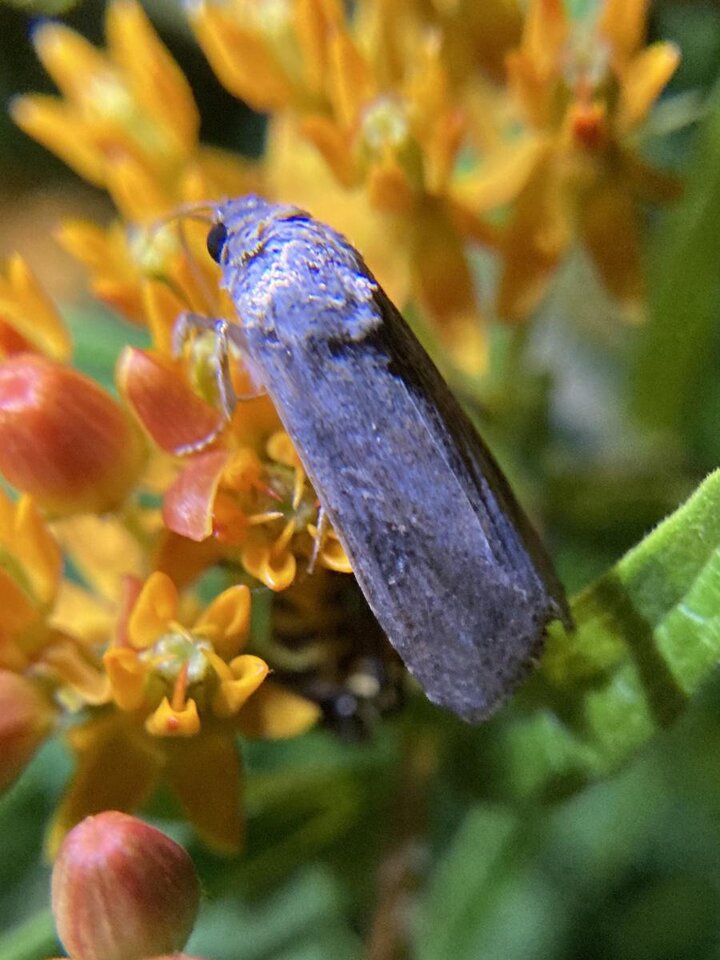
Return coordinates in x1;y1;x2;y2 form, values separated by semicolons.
3;1;720;958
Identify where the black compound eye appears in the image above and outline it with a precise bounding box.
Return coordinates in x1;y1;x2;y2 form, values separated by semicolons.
206;221;228;263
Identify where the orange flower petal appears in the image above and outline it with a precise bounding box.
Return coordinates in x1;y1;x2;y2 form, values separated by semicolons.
195;584;251;660
618;42;681;133
10;96;107;187
0;254;71;361
319;533;352;574
142;279;186;356
497;150;570;322
106;153;176;223
153;530;224;591
598;0;649;68
57;219;147;325
40;637;111;706
621;151;683;204
104;647;148;711
580;181;644;314
0;354;145;515
128;571;178;648
212;654;269;717
13;495;62;608
107;0;200;155
327;29;374;129
145;696;200;737
117;347;224;454
299;115;358;188
294;0;341;94
0;670;55;793
451;137;545;213
189;1;295;111
163;731;244;854
521;0;568;81
51;580;115;647
162;449;230;542
48;713;163;859
52;514;145;605
366;161;415;215
235;681;321;739
0;568;43;639
241;538;297;592
31;20;111;102
266;430;300;468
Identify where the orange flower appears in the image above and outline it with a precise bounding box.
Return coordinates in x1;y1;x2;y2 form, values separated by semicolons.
117;341;350;590
190;0;493;370
12;0;257;334
12;0;198;211
49;572;319;855
0;490;110;717
496;0;681;321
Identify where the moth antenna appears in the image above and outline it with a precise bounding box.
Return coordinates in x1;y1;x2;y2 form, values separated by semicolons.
138;200;220;245
176;215;218;317
130;200;224;317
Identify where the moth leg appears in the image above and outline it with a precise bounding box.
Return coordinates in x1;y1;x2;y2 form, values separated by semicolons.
172;311;265;455
308;507;330;576
224;322;267;400
171;310;217;358
173;308;267;406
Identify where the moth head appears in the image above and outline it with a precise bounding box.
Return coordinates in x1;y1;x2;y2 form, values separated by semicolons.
206;221;228;263
213;195;310;265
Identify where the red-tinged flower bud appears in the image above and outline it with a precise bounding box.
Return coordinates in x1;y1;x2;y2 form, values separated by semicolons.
0;353;145;514
0;669;55;792
52;812;200;960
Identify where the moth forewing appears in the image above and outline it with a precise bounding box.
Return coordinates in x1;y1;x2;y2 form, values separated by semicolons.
205;195;570;723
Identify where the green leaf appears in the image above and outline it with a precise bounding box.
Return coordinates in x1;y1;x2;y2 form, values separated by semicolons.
187;866;361;960
630;85;720;435
496;469;720;800
0;910;57;960
418;808;569;960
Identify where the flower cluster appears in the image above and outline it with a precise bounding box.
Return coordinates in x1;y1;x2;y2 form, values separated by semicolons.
0;266;321;857
0;0;680;854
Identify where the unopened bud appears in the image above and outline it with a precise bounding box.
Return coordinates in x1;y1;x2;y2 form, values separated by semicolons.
0;353;145;514
52;811;200;960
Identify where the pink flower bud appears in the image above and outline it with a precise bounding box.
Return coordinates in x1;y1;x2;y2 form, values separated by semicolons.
52;812;200;960
0;354;145;514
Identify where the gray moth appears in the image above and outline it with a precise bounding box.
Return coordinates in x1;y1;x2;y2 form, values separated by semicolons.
198;194;570;723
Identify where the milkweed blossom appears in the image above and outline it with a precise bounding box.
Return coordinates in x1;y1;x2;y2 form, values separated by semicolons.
2;0;680;853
